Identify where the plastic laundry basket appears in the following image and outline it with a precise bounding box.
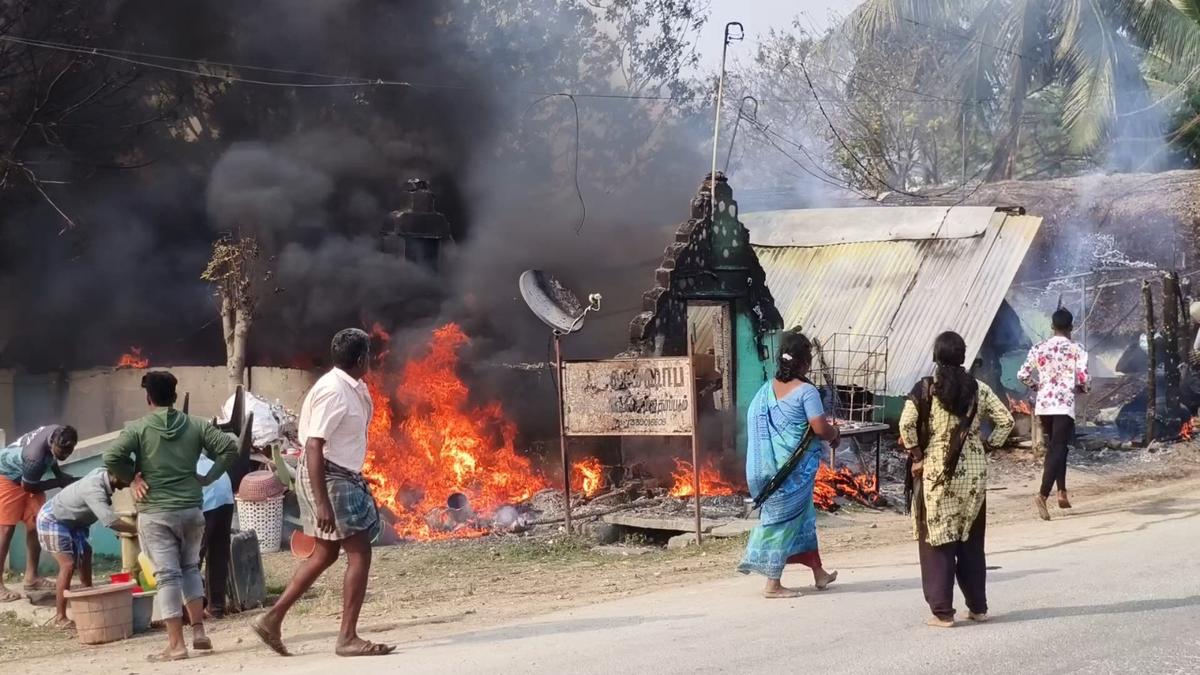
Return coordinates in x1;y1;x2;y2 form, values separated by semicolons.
236;496;284;554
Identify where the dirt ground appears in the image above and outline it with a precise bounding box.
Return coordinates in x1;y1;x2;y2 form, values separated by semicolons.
3;442;1198;671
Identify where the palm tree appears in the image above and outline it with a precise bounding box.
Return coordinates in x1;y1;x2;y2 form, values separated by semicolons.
855;0;1200;180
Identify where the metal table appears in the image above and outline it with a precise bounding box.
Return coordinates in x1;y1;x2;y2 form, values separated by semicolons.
832;422;891;481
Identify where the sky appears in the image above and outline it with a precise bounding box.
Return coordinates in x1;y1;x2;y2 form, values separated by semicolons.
697;0;865;69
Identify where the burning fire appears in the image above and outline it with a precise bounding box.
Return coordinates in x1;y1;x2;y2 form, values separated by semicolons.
362;323;545;539
668;458;737;498
813;463;880;511
115;347;149;369
571;457;606;497
1181;417;1196;441
1007;395;1033;416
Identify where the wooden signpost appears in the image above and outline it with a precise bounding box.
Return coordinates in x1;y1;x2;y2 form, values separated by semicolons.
556;347;703;543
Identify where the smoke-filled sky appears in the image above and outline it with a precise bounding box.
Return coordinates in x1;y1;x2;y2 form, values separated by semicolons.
0;1;714;371
3;0;1179;374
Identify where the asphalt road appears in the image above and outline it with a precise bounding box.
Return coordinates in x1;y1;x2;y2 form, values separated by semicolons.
257;491;1200;675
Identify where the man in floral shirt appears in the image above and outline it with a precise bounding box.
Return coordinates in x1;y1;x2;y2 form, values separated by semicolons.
1018;308;1089;521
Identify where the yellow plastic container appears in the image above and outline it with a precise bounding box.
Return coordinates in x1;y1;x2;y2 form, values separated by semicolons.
137;552;157;590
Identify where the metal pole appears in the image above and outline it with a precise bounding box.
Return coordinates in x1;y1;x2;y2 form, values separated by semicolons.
687;330;702;545
710;22;743;210
875;433;881;485
960;104;967;190
555;333;572;533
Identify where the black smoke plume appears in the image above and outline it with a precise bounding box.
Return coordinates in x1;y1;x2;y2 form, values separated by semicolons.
0;1;710;371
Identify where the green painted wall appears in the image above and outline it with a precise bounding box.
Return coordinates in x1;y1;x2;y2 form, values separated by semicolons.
881;395;906;424
734;302;778;459
728;319;907;446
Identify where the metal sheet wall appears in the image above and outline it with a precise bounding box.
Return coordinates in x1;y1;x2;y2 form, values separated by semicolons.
749;213;1042;395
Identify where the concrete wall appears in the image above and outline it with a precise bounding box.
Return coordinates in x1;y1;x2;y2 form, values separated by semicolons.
8;366;318;439
5;367;319;569
247;367;320;413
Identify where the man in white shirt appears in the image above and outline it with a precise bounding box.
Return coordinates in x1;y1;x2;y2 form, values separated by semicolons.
251;328;392;658
1018;308;1090;521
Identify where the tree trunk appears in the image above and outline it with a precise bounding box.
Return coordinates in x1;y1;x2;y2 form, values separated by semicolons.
987;94;1024;182
986;37;1032;184
220;293;235;364
1143;280;1157;445
227;304;251;394
1178;276;1195;360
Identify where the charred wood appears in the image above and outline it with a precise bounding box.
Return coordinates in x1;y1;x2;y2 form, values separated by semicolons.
1144;280;1158;446
1162;272;1183;425
534;498;665;526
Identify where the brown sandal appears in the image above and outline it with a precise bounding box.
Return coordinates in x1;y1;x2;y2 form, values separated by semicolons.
1033;495;1051;521
335;640;397;657
251;616;291;657
22;578;55;592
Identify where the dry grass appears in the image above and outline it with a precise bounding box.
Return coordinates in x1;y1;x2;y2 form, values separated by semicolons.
260;533;746;621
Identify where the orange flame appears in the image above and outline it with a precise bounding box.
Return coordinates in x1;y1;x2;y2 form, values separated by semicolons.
813;463;880;511
1007;395;1033;416
115;347;149;369
571;457;605;497
361;323;546;540
668;458;737;498
1181;417;1195;441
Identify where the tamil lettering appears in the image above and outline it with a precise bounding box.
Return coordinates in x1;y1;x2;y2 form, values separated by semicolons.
562;357;694;436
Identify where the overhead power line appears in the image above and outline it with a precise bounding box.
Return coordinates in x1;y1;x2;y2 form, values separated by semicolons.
0;34;684;100
3;33;1010;108
796;59;929;199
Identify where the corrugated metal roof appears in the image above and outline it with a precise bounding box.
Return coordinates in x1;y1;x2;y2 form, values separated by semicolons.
746;209;1042;396
744;206;1000;247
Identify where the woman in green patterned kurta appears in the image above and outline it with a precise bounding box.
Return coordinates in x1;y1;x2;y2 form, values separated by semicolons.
900;332;1013;627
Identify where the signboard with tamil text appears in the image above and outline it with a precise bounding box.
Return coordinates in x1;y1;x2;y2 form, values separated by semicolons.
562;357;694;436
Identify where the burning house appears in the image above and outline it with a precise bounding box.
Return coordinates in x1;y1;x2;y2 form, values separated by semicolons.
739;205;1043;412
881;171;1200;440
739;169;1200;442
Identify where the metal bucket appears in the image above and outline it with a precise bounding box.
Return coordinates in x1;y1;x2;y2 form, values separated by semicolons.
447;492;473;524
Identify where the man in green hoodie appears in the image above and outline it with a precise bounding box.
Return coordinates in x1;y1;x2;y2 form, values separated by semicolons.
104;371;237;662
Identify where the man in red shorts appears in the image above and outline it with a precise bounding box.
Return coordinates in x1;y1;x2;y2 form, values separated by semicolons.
0;425;78;601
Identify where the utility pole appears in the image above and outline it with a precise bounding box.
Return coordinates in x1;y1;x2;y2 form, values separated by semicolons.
709;22;743;210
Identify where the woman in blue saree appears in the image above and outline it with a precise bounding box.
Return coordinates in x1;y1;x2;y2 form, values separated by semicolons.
738;329;841;598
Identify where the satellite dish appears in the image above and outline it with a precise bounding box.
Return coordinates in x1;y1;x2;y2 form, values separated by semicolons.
519;270;589;334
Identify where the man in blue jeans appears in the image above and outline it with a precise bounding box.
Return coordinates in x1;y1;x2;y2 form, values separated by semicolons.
104;372;237;662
